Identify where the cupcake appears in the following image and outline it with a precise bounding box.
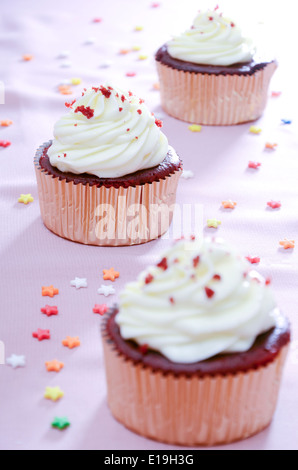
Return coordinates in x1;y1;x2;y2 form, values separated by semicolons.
155;8;277;125
101;237;290;446
34;85;182;246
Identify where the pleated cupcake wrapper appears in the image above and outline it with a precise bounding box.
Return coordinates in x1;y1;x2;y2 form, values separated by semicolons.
102;331;289;446
34;146;182;246
156;61;277;125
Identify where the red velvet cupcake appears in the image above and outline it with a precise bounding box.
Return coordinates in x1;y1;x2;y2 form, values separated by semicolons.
101;237;290;446
34;85;182;246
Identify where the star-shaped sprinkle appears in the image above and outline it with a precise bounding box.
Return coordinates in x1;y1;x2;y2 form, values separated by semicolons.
0;120;13;127
249;126;262;134
188;124;202;132
6;354;26;369
246;256;261;264
222;200;237;209
97;285;116;297
84;37;96;45
93;304;108;316
44;386;64;402
70;277;88;289
153;82;160;90
45;360;64;372
207;219;221;229
281;119;292;125
70;77;82;85
181;170;194;179
41;305;58;317
103;268;120;282
248;161;261;169
132;45;142;51
271;91;281;97
58;85;72;95
265;142;278;150
267;200;281;209
134;25;144;31
42;285;59;298
93;17;102;23
279;239;295;250
18;194;34;204
60;61;72;68
23;54;33;61
62;336;81;349
151;2;160;7
57;50;70;59
119;48;131;55
126;72;136;77
32;329;50;341
52;417;70;430
138;54;148;60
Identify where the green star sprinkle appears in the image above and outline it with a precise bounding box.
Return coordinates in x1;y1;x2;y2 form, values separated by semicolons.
51;417;70;430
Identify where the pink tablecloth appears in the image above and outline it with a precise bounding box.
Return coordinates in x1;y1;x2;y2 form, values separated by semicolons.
0;0;297;450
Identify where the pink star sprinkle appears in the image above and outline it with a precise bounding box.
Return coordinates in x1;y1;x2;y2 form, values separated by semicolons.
246;256;261;265
93;304;108;316
267;200;281;209
0;140;11;148
271;91;282;97
32;329;50;341
41;306;58;317
126;72;136;77
248;161;261;169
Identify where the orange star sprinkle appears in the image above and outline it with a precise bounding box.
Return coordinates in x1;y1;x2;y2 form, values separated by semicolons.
62;336;81;349
0;120;13;127
222;200;237;209
265;142;278;150
42;285;59;298
103;268;120;282
23;54;34;61
279;239;295;250
119;48;131;55
45;360;64;372
58;85;73;95
153;82;160;90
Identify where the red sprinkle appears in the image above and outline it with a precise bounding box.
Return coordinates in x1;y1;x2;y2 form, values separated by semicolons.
157;257;168;271
0;140;11;148
119;107;123;112
248;161;261;169
205;287;215;299
267;200;281;209
155;119;163;128
208;16;213;21
213;274;221;281
32;329;50;341
169;297;175;305
63;153;67;158
145;274;154;285
100;86;112;98
193;256;200;268
74;124;78;126
93;304;108;316
126;128;130;132
139;98;145;104
137;109;142;115
246;256;261;264
231;22;235;27
128;91;133;96
74;105;94;119
139;344;149;355
121;95;126;103
190;235;196;240
41;306;58;317
65;99;76;109
265;278;271;286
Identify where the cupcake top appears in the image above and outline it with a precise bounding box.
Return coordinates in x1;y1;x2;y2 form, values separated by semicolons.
116;237;277;364
48;85;168;178
167;9;255;66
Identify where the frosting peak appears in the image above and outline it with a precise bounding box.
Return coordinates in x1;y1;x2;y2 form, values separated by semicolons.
116;237;277;364
167;9;255;66
48;85;168;178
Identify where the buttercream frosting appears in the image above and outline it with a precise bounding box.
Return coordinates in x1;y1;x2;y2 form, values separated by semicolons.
167;9;255;66
116;237;277;364
48;85;168;178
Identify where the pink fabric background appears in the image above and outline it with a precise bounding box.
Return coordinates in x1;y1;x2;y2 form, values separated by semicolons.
0;0;297;450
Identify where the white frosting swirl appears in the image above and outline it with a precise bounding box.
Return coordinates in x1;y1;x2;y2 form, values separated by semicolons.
167;9;255;66
48;85;168;178
116;237;277;364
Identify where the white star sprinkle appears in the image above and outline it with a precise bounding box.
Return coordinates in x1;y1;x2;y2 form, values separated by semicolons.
97;285;116;297
84;37;96;45
6;354;26;369
57;50;70;59
60;61;72;68
181;170;194;179
70;277;88;289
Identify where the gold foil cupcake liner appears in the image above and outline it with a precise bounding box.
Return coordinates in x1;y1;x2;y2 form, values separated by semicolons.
102;331;289;446
156;61;277;125
34;147;182;246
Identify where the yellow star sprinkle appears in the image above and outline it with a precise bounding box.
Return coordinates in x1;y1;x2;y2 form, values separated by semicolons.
138;54;148;60
132;45;142;51
188;124;202;132
249;126;262;134
70;78;82;85
44;386;64;402
18;194;34;205
207;219;221;229
134;26;144;31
